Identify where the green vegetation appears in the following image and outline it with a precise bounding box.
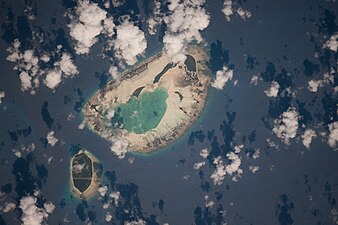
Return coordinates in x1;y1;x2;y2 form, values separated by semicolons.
114;88;168;134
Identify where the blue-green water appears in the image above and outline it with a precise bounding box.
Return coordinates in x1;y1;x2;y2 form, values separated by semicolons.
116;88;168;134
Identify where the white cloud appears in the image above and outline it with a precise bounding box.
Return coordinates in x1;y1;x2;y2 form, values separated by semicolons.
236;7;251;20
250;74;261;86
109;191;120;206
19;71;33;91
211;65;233;90
199;148;209;159
328;121;338;149
0;91;5;103
113;20;147;65
323;33;338;52
222;0;233;22
0;202;16;213
273;107;299;144
147;0;162;35
72;163;85;174
125;219;146;225
46;130;58;147
193;161;205;170
19;195;55;225
43;202;55;214
108;66;118;80
225;151;242;181
110;137;129;159
301;129;316;149
68;0;108;54
204;195;214;208
163;0;210;62
106;212;113;222
248;166;259;173
12;143;36;158
58;53;79;76
44;70;62;89
264;81;280;97
7;39;79;93
98;185;108;197
210;156;226;185
307;70;335;92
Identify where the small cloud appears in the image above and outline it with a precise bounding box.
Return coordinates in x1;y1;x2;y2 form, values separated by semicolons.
46;130;58;147
210;156;226;185
250;74;261;86
273;107;299;144
106;212;113;222
222;0;233;22
98;185;108;197
199;148;209;159
193;161;205;170
109;191;120;206
248;166;259;173
44;70;62;89
236;7;251;20
0;202;16;213
0;91;5;103
301;129;316;149
264;81;280;97
211;65;233;90
328;121;338;150
323;32;338;52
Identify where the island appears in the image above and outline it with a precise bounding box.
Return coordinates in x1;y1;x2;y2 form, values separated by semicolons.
83;45;211;153
70;149;102;199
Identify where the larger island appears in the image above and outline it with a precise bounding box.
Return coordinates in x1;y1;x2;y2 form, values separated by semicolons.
83;45;211;153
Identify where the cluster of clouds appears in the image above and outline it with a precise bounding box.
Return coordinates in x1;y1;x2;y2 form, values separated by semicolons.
323;32;338;52
264;81;280;97
272;107;299;144
68;0;110;54
211;65;234;90
12;143;36;158
307;69;335;92
6;39;78;94
46;130;58;147
222;0;251;22
162;0;210;62
19;195;55;225
68;0;146;66
210;145;243;185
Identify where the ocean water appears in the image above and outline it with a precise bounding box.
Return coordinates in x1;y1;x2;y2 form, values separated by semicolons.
0;0;337;224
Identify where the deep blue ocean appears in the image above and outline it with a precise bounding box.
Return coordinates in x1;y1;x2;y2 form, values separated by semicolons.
0;0;337;224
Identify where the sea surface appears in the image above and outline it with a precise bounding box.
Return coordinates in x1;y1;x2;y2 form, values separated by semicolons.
0;0;337;224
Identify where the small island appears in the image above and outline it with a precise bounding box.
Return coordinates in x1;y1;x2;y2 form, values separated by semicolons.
83;45;211;153
70;149;102;199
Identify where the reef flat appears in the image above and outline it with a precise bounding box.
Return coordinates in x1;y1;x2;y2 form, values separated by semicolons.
83;45;211;153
